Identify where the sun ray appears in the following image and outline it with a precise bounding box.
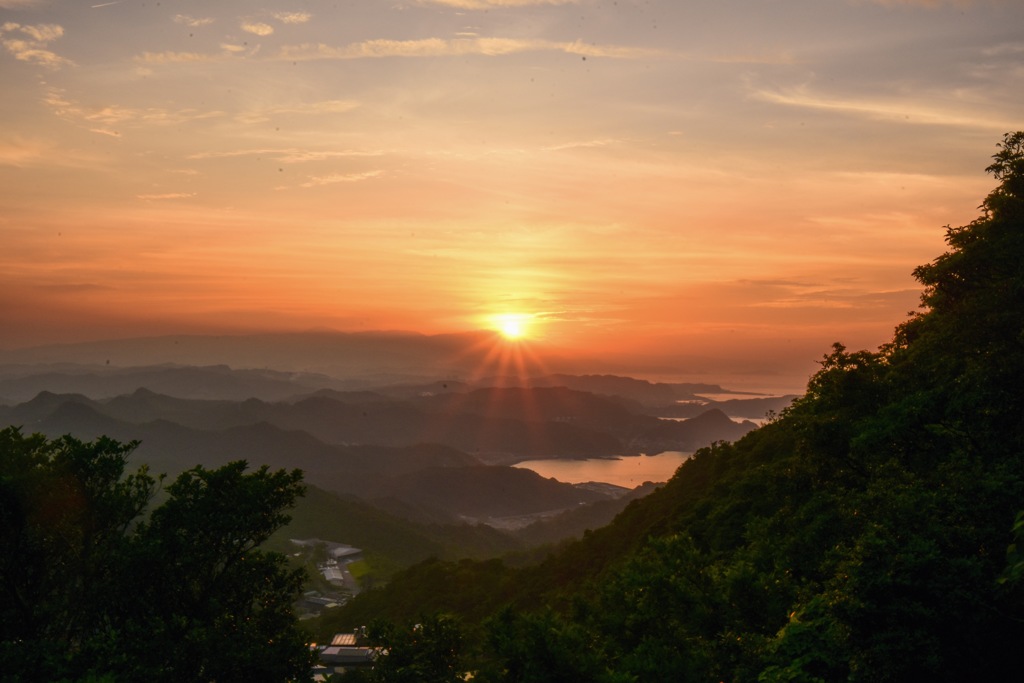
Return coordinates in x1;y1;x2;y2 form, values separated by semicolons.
413;323;554;463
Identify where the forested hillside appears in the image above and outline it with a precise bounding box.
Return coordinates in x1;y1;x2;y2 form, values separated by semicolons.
326;133;1024;682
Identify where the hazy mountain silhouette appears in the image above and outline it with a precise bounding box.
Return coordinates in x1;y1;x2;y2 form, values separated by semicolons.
365;465;614;520
0;363;347;403
0;379;756;529
0;330;555;384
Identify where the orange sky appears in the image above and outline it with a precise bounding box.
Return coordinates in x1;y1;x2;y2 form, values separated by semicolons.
1;0;1021;391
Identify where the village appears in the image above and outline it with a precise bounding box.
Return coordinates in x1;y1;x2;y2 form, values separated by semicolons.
290;538;377;678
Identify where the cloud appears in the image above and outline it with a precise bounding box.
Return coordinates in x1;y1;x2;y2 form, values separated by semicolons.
418;0;579;8
136;50;214;64
136;43;262;63
982;42;1024;57
1;22;73;69
546;138;622;152
272;12;312;24
298;170;383;187
43;88;226;128
753;84;1017;130
235;99;361;124
187;148;383;164
0;1;45;8
274;35;783;64
241;21;274;37
34;282;112;293
16;24;63;42
278;36;666;61
174;14;215;28
860;0;976;7
136;192;196;201
738;278;824;289
0;135;54;166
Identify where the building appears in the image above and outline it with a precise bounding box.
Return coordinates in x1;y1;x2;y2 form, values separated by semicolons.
313;632;376;679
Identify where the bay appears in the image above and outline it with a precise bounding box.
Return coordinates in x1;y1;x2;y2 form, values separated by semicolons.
513;451;692;489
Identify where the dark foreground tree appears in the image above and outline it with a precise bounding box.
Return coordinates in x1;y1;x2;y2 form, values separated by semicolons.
359;614;466;683
0;427;314;682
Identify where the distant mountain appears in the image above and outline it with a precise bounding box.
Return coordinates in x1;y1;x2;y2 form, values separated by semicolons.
481;374;732;406
0;358;794;428
0;330;555;384
377;374;743;408
0;391;620;523
416;386;759;455
3;380;760;465
2;396;475;495
631;408;758;451
648;393;798;420
366;465;616;521
0;370;765;540
512;482;661;546
0;363;348;402
417;386;641;432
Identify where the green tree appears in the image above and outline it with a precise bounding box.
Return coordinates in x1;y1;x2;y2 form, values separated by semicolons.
0;428;156;678
0;427;314;682
477;606;626;683
889;131;1024;461
757;131;1024;681
362;613;466;683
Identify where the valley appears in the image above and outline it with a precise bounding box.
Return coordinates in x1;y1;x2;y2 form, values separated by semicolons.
0;357;792;580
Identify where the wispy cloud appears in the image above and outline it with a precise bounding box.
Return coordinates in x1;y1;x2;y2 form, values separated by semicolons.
981;41;1024;57
189;147;383;164
0;1;45;9
235;100;361;124
272;12;312;24
0;135;54;166
276;35;784;63
34;282;112;292
418;0;579;8
136;192;196;201
279;36;666;61
137;42;263;64
44;88;226;128
546;138;622;152
298;170;383;188
174;14;215;28
753;84;1016;130
241;21;274;37
137;50;221;64
14;24;62;42
1;22;73;69
860;0;976;7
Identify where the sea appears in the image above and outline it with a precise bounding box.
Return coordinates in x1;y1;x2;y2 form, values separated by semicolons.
513;451;692;489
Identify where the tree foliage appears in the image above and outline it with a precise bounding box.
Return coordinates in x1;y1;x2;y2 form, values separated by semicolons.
360;614;466;683
0;427;313;682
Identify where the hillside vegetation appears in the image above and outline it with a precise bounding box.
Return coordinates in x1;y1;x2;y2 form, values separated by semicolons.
325;133;1024;682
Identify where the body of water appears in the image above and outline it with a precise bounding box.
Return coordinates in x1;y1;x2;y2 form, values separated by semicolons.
513;451;692;488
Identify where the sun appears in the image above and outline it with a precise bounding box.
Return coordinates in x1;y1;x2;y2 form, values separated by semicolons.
501;319;525;339
493;313;532;341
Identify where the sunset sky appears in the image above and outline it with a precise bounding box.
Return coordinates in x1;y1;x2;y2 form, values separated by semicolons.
2;0;1021;390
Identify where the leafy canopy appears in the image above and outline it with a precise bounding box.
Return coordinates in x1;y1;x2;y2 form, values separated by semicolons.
0;426;314;682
